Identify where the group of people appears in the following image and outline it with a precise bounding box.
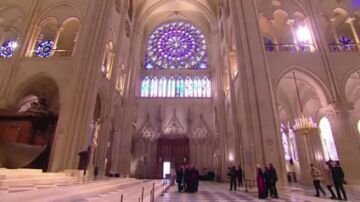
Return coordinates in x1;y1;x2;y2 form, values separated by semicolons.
310;161;347;201
227;165;243;191
256;163;279;199
175;165;199;193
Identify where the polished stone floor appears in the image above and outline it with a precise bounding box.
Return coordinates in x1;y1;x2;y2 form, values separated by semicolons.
157;181;359;202
1;169;359;202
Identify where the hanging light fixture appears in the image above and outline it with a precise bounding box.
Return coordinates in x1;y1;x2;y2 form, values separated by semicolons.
292;72;318;135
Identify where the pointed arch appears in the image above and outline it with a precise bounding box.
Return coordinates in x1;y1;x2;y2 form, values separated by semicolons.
275;67;332;107
11;73;60;114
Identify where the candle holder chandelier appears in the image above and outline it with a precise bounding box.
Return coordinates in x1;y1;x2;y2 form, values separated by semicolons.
291;72;318;135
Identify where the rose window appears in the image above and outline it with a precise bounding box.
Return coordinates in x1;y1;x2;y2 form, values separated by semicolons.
144;21;208;70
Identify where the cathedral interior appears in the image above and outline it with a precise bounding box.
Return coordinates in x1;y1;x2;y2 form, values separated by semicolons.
1;0;360;201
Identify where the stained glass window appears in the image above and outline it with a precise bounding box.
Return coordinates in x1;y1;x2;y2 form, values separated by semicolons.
280;124;291;161
330;36;357;52
204;77;211;97
319;117;339;161
141;76;150;97
144;21;208;70
264;37;275;52
0;40;18;58
185;77;193;97
159;77;167;97
140;21;211;98
140;76;211;98
167;77;176;97
150;77;158;97
176;77;185;97
35;40;54;57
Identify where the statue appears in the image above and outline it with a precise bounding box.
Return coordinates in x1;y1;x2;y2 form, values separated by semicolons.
91;119;102;148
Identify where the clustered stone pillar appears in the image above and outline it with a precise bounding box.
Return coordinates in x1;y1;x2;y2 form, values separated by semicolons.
324;103;360;184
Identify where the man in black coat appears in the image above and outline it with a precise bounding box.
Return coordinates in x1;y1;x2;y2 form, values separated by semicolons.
237;165;243;188
176;166;184;192
331;161;347;201
268;163;279;198
228;166;237;191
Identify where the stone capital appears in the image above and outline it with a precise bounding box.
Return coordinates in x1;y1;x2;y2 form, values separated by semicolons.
286;19;295;25
319;102;353;119
345;17;355;24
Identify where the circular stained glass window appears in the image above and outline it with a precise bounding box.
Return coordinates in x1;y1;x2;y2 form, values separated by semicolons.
0;40;18;58
145;21;208;70
35;40;54;58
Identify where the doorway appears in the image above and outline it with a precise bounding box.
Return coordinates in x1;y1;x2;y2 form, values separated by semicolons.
156;137;189;178
163;161;171;179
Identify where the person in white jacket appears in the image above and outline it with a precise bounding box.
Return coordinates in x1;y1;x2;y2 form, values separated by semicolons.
310;164;326;197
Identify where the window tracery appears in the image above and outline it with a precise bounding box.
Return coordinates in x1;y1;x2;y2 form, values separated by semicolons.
35;40;54;57
141;76;211;98
140;21;211;98
144;21;208;70
0;40;18;58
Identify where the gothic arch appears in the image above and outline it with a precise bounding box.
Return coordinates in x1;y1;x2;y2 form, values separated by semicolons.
257;0;308;20
11;73;60;114
0;4;26;36
275;67;332;108
343;66;360;120
37;1;82;24
342;65;360;98
136;0;216;30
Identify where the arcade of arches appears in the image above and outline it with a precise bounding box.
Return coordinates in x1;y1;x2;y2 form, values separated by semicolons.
1;0;360;191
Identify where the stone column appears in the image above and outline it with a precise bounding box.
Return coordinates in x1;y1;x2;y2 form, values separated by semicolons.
51;25;64;56
26;25;41;57
229;0;287;187
329;18;340;44
322;103;360;184
0;28;7;45
345;17;360;49
293;128;324;183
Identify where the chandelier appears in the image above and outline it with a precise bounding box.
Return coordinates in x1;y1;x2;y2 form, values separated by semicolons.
292;72;318;135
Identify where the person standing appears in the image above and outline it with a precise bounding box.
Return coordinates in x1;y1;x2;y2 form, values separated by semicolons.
228;166;237;191
268;163;279;198
323;162;336;199
184;165;190;192
192;165;199;192
176;166;184;192
237;165;243;188
263;166;270;198
332;161;347;201
256;164;266;199
310;164;326;197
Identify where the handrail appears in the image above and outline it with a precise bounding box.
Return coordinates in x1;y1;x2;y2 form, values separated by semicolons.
264;43;315;53
328;43;360;52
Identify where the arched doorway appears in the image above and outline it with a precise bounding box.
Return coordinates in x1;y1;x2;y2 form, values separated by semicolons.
156;136;190;178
